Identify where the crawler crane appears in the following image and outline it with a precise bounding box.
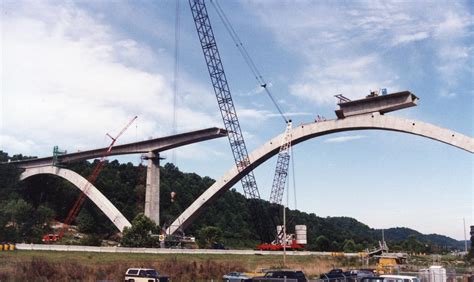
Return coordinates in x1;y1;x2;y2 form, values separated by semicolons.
42;116;137;242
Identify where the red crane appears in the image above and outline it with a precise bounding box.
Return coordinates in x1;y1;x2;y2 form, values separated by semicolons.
43;116;138;242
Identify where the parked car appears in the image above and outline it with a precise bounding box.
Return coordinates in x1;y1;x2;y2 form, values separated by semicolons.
124;268;169;282
222;271;252;282
361;277;385;282
252;270;308;282
320;269;346;280
380;275;420;282
344;269;375;280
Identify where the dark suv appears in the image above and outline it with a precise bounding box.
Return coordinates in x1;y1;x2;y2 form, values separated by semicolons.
252;270;308;282
320;269;346;281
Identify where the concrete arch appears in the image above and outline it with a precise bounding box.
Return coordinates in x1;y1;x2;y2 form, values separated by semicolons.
167;113;473;234
20;166;132;232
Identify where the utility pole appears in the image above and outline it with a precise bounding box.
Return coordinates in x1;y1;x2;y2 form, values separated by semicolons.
382;229;386;253
283;202;286;267
464;218;468;253
283;173;290;267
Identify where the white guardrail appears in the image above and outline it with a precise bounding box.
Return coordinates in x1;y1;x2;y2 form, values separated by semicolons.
15;243;363;256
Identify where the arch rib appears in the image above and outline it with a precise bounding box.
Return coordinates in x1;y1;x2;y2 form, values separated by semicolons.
20;166;132;232
167;113;473;234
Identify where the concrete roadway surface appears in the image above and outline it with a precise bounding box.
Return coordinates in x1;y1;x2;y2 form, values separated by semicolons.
15;243;363;257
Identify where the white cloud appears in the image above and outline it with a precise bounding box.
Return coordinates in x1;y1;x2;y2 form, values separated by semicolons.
173;142;228;161
0;135;41;156
245;0;472;104
435;45;472;88
269;112;312;118
324;135;366;143
239;82;273;97
434;11;471;38
393;31;430;45
1;1;219;157
290;55;399;105
238;108;272;121
236;107;312;125
439;92;457;99
431;10;472;92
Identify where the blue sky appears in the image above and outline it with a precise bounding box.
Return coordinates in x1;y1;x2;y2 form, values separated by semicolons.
1;0;472;240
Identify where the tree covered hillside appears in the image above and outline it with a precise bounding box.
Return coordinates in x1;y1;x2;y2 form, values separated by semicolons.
0;151;466;252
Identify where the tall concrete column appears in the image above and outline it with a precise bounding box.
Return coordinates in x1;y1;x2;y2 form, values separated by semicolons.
145;151;160;226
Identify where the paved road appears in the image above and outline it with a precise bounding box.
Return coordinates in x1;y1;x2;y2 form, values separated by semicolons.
15;243;362;257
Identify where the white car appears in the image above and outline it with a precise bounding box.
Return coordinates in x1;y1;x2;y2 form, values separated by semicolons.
380;275;420;282
124;268;169;282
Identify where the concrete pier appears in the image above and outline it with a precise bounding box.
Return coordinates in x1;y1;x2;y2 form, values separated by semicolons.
145;151;160;225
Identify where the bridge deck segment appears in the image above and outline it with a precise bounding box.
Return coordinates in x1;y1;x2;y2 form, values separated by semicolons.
12;127;227;168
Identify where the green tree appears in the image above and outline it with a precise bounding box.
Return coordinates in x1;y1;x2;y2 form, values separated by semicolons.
0;158;24;201
79;234;102;246
197;226;223;248
466;233;474;261
3;199;34;239
0;199;54;242
1;150;465;251
120;213;160;247
402;234;425;253
315;235;331;251
0;151;8;162
76;209;97;234
343;239;356;252
36;205;55;226
331;240;341;251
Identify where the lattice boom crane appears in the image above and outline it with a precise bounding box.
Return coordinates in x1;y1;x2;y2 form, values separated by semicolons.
43;116;138;242
188;0;260;199
269;120;293;205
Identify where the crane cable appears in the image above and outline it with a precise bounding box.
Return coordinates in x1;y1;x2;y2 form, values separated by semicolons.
210;0;288;124
211;1;301;241
211;0;298;201
171;0;181;165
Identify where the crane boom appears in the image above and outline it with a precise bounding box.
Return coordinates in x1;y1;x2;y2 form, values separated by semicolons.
269;121;292;205
189;0;259;199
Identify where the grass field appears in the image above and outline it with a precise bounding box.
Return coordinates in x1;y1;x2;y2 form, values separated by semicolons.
2;250;470;281
0;250;365;281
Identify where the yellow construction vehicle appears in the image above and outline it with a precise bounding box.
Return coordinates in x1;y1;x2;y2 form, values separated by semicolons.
375;254;407;274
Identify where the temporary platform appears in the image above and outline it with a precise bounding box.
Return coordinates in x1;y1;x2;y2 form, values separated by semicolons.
335;91;418;119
